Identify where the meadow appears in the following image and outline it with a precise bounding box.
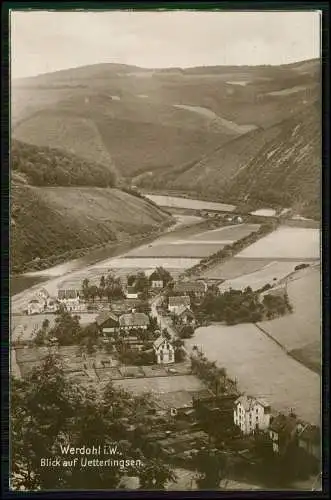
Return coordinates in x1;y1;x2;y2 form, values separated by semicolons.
258;265;321;371
236;226;320;260
185;324;320;425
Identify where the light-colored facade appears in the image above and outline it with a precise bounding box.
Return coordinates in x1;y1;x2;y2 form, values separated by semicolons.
27;299;44;315
234;395;271;435
57;289;80;312
168;296;191;314
153;336;175;365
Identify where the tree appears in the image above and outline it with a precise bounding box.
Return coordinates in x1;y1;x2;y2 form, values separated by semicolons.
138;460;177;490
194;447;226;490
82;278;90;301
89;285;98;303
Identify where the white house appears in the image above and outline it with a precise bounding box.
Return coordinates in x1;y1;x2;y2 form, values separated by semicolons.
125;286;139;300
153;336;175;365
27;298;44;315
233;395;271;435
57;289;80;312
168;295;191;314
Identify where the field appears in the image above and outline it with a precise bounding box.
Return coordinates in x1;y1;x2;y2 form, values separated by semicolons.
11;313;98;342
185;324;320;425
191;224;260;242
236;226;320;260
113;374;204;395
126;243;227;259
258;265;321;371
145;195;236;212
217;260;302;292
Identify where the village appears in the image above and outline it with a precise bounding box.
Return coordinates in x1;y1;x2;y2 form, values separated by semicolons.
12;264;320;489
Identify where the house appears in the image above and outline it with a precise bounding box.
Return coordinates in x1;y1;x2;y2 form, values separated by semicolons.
57;289;80;311
125;286;139;300
153;336;175;365
119;311;150;331
27;298;44;315
234;395;271;435
36;288;50;304
176;307;196;326
173;280;207;299
95;311;119;335
168;295;191;314
45;298;58;313
297;424;320;461
149;273;164;289
268;413;299;455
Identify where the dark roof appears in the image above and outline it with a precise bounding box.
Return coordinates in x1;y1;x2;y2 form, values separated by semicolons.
126;286;138;295
269;414;298;435
169;296;191;307
177;307;195;318
95;310;119;327
58;289;79;300
174;281;206;293
119;312;150;328
149;271;164;281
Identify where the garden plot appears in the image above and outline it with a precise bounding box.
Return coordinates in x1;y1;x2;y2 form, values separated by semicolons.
93;256;200;271
218;260;301;292
113;374;205;396
11;314;57;342
236;226;320;260
185;324;320;425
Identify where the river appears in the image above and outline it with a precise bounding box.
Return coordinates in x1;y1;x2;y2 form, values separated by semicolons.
11;213;203;311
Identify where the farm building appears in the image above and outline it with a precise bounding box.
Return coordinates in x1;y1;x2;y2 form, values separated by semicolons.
119;312;150;331
153;336;175;365
168;296;191;314
173;280;207;299
57;289;80;311
149;267;172;289
176;307;196;326
268;413;299;455
95;311;119;335
27;298;44;316
234;395;271;435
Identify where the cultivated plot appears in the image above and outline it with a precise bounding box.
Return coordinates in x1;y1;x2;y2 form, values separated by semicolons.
258;265;321;366
218;260;302;292
236;226;320;260
186;324;320;425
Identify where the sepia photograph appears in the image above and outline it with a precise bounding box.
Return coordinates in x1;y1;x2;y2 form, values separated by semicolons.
9;8;322;491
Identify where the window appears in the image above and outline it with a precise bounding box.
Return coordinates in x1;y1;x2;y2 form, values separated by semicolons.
160;351;164;361
169;351;173;362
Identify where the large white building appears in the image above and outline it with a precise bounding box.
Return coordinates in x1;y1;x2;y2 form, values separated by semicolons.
234;395;271;435
153;336;175;365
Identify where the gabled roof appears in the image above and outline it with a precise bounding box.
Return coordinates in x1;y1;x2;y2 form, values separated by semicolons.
119;312;150;328
235;395;270;412
58;289;79;300
153;336;172;350
269;414;298;434
174;281;206;294
95;310;119;327
28;298;42;305
168;295;191;307
177;306;195;318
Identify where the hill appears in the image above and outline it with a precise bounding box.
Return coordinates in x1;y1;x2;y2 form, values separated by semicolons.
11;142;172;273
12;60;319;179
11;139;116;187
137;101;321;219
